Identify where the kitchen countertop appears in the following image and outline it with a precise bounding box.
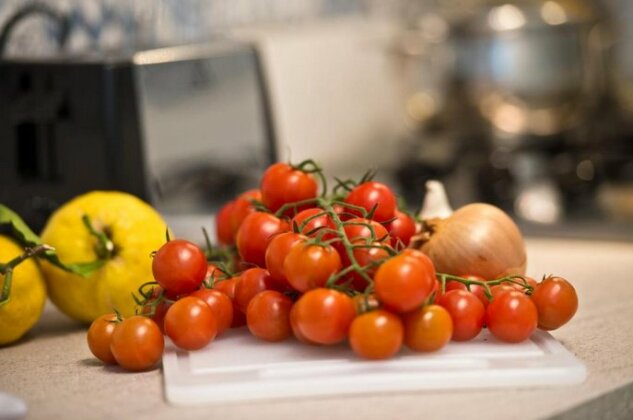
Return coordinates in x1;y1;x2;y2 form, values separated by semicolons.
2;237;633;420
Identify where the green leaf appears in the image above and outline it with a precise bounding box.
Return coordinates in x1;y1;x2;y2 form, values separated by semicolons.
0;204;103;277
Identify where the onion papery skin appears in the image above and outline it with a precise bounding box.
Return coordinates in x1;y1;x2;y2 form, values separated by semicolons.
414;203;527;279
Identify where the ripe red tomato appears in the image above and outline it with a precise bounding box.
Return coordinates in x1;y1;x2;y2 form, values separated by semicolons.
293;288;356;345
230;189;262;239
164;297;218;351
246;290;293;342
236;212;289;267
437;290;485;341
511;276;539;293
490;283;516;298
203;263;225;287
152;239;208;295
349;310;403;360
387;210;416;247
190;288;234;334
234;268;274;313
87;313;118;364
290;303;317;344
291;208;335;238
344;181;397;223
110;316;164;371
403;304;453;352
213;278;246;328
342;218;390;243
140;286;171;333
531;276;578;330
260;163;318;213
346;241;391;291
450;275;490;308
265;232;306;290
486;290;538;343
374;254;435;313
284;243;342;292
216;200;235;246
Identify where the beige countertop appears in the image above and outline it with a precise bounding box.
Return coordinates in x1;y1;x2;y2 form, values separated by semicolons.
2;237;633;420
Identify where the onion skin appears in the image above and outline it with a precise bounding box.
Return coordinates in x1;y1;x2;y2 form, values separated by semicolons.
412;203;527;279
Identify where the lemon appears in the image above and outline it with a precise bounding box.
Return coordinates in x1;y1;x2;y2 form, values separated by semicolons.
40;191;167;323
0;235;47;346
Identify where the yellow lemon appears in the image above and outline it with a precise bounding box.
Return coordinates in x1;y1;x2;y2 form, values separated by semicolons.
40;191;167;323
0;235;47;346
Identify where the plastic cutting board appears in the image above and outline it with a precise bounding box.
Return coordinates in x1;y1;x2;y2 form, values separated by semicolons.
162;329;586;405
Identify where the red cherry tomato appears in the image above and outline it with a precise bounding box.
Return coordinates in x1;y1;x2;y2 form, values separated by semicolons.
284;243;342;292
260;163;318;214
510;276;539;293
234;268;274;313
403;304;453;352
213;278;246;328
450;275;490;308
265;232;306;290
486;290;538;343
164;297;218;351
374;254;435;313
140;285;172;333
342;218;390;243
344;181;397;222
531;276;578;330
291;208;335;239
346;240;391;291
290;303;317;344
437;290;485;341
388;210;416;247
87;313;118;364
349;310;403;360
216;200;236;246
230;189;262;239
246;290;293;342
293;288;356;345
110;316;164;371
152;239;208;295
236;212;289;267
190;288;234;335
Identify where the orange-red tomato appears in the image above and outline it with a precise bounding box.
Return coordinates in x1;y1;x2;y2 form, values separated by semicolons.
292;288;356;345
260;163;318;214
265;232;306;289
403;305;453;352
246;290;293;342
216;200;236;246
87;313;118;364
374;254;435;313
213;278;246;328
164;297;218;351
230;189;262;239
346;241;391;291
234;268;274;313
387;210;416;247
140;286;172;333
190;288;234;335
284;243;342;292
289;303;317;344
531;276;578;331
110;316;164;371
437;290;485;341
344;181;397;223
291;208;336;239
349;310;403;360
486;290;537;343
152;239;208;295
236;212;289;267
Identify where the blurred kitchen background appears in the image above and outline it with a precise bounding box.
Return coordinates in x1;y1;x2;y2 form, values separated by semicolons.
1;0;632;240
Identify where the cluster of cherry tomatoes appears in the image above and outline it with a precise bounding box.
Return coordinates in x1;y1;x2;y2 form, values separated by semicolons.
87;160;578;371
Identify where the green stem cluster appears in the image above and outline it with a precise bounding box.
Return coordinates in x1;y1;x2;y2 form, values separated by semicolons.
436;272;534;301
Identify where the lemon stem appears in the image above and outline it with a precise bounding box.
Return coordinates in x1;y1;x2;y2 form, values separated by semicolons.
0;244;53;308
82;215;115;260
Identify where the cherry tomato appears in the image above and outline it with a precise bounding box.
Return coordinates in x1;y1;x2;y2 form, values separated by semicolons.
486;290;537;343
216;200;236;246
236;212;289;267
531;276;578;330
349;310;403;360
346;241;391;291
344;181;397;223
290;303;317;344
265;232;306;290
403;304;453;352
374;254;435;313
140;285;171;333
291;208;335;239
284;243;342;292
230;189;262;239
246;290;293;342
190;288;234;334
164;297;218;351
260;163;318;214
87;313;118;364
341;218;390;243
234;268;275;313
152;239;207;295
203;263;226;287
110;316;164;371
387;210;416;247
454;275;490;308
437;290;485;341
293;288;356;345
490;283;516;298
511;276;539;293
213;278;246;328
352;293;380;314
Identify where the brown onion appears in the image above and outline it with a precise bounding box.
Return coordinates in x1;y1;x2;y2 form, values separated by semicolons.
412;184;526;279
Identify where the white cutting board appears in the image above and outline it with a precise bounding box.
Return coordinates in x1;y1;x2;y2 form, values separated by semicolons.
162;328;586;406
